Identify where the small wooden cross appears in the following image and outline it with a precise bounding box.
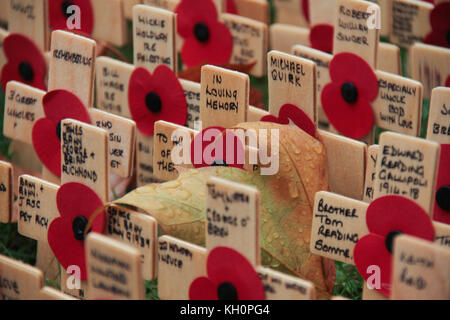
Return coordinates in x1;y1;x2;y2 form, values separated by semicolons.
222;13;269;77
391;235;450;300
85;233;144;300
158;177;316;300
0;160;13;224
389;0;433;49
200;64;250;129
0;253;75;300
426;87;450;225
272;0;310;27
410;43;450;99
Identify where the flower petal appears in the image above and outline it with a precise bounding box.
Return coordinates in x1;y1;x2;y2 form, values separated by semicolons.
49;0;94;35
354;234;392;297
1;34;47;91
175;0;218;39
366;196;435;240
43;90;91;123
189;277;218;300
279;104;316;137
321;82;374;139
302;0;310;23
424;30;450;48
433;144;450;224
329;52;379;101
207;247;265;300
48;216;88;279
32;118;62;177
309;24;334;53
128;66;187;136
226;0;238;14
429;3;450;33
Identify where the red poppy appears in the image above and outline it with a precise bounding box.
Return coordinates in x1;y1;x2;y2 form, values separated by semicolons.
446;75;450;87
128;66;187;136
433;144;450;224
302;0;310;23
309;24;334;53
226;0;238;14
321;52;378;139
32;90;91;177
190;127;245;169
424;2;450;49
354;196;435;297
189;247;265;300
48;0;94;36
48;182;105;280
261;104;316;137
1;34;46;91
175;0;233;67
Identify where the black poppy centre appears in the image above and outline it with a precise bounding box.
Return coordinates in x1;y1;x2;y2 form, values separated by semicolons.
61;0;74;18
56;121;62;140
18;61;34;82
145;92;162;114
341;82;358;104
212;159;228;167
385;230;403;254
194;22;210;43
217;282;238;300
436;185;450;211
72;216;89;241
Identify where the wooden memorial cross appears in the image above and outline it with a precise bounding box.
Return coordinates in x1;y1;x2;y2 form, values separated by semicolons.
85;233;144;300
0;0;7;29
391;235;450;300
267;50;318;132
221;13;269;77
426;87;450;225
310;192;450;299
269;24;310;54
58;119;109;298
410;43;450;100
7;0;49;52
17;174;60;280
0;160;13;224
158;177;316;300
132;4;177;186
295;0;423;143
200;64;250;129
153;120;196;181
0;254;74;300
362;144;380;203
389;0;434;49
272;0;310;27
104;204;158;281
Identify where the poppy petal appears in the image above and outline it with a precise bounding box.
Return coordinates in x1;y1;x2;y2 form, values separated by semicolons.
226;0;238;14
32;118;62;177
424;30;450;48
302;0;310;23
329;52;379;101
366;196;435;239
48;216;89;279
279;104;316;137
206;22;234;66
48;182;105;280
180;36;211;67
446;75;450;87
207;247;265;300
429;3;450;33
189;277;218;300
42;90;91;123
353;234;392;296
49;0;94;35
309;24;334;53
1;34;47;91
321;82;374;139
433;144;450;224
175;0;218;39
128;66;187;136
